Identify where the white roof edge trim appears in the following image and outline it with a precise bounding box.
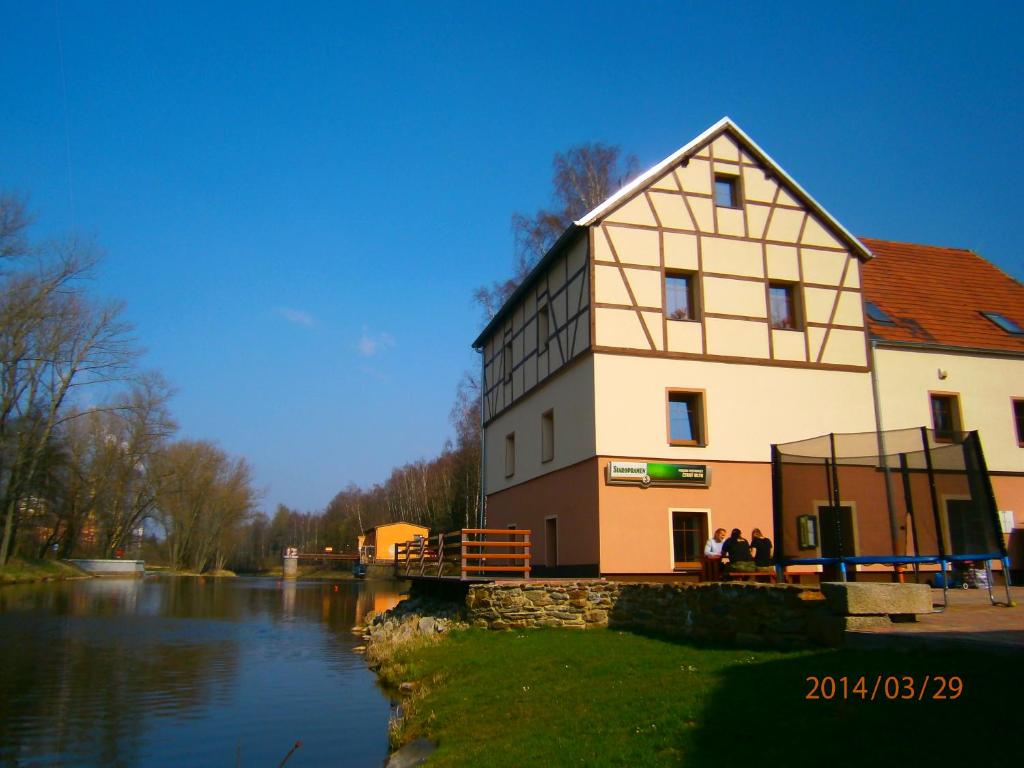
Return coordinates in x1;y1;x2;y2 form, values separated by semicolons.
574;117;873;261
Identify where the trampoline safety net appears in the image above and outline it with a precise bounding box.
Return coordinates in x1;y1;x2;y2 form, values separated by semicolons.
771;427;1006;568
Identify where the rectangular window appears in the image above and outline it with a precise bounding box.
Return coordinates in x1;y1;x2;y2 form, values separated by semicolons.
537;304;550;352
769;283;799;330
1013;399;1024;446
541;409;554;463
504;433;515;477
502;341;513;384
714;175;739;208
665;272;696;321
930;393;961;442
667;390;705;446
672;511;707;566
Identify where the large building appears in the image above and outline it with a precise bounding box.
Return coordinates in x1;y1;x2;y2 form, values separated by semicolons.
472;118;1023;579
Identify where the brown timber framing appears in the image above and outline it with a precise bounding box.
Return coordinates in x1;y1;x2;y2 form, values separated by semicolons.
481;243;592;423
814;251;855;364
483;303;590;420
672;167;708;354
484;351;592;426
591;345;869;374
601;226;657;351
594;149;864;367
595;220;853;254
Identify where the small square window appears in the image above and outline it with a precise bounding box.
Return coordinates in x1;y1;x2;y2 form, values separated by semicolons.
667;390;705;446
537;304;550;352
769;283;800;330
1013;399;1024;446
505;433;516;477
541;410;554;463
930;393;961;442
714;175;739;208
665;272;697;321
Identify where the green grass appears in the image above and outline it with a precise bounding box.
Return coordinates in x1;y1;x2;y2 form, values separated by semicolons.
386;628;1022;767
0;557;87;584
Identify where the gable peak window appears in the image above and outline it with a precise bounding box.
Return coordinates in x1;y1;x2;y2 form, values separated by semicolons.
714;174;740;208
665;271;697;321
769;283;800;330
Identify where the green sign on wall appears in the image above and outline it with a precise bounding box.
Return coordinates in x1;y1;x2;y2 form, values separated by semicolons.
606;461;710;487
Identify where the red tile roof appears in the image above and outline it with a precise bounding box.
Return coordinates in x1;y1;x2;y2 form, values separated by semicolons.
859;238;1024;353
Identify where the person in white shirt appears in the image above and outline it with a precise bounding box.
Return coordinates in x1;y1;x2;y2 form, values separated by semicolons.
704;528;727;556
702;527;728;581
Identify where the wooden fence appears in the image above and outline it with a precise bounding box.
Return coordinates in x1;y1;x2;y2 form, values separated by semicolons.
394;529;531;580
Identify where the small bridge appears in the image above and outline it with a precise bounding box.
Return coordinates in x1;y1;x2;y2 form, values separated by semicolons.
295;552;359;565
395;528;532;580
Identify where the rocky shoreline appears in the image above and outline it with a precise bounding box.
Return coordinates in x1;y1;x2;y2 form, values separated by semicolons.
357;594;467;767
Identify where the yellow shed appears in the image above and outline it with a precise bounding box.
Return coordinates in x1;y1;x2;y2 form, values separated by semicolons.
362;522;429;563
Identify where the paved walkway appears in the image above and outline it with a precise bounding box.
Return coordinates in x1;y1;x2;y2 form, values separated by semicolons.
846;585;1023;652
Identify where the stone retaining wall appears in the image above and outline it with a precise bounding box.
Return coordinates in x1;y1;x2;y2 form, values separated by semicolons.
465;580;835;647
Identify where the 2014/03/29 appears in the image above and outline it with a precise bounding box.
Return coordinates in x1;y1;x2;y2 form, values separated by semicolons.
805;675;963;701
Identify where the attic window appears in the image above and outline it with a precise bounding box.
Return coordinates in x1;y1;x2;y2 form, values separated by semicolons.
714;175;739;208
980;311;1024;335
865;301;896;325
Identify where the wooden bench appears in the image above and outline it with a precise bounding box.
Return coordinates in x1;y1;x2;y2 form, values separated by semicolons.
723;569;777;583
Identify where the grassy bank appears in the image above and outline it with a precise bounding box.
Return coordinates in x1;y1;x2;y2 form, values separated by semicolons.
0;557;90;584
382;628;1020;766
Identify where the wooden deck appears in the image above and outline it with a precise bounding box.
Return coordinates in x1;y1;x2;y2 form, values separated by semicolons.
395;529;532;580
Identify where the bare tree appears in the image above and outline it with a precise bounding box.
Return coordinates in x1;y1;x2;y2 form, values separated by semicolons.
0;195;137;566
155;440;257;573
476;143;638;320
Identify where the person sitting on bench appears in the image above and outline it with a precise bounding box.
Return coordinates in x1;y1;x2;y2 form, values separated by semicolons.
750;528;773;568
721;529;755;572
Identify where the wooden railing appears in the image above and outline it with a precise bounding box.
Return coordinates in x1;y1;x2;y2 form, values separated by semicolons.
395;529;532;579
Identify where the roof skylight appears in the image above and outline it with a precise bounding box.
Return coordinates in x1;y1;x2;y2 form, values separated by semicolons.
865;301;896;325
980;311;1024;335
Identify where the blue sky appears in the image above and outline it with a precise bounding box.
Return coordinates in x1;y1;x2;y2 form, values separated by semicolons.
3;2;1022;513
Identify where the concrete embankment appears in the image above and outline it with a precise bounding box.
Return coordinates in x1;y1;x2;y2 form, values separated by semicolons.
0;558;93;585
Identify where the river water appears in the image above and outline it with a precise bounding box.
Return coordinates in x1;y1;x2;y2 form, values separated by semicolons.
0;576;406;767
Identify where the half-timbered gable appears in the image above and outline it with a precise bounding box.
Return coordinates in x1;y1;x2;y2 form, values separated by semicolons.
581;119;871;371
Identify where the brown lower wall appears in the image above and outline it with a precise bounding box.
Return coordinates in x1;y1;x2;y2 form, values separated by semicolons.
486;458;1024;575
485;458;601;569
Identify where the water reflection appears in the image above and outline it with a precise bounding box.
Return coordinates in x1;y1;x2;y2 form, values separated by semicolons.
0;577;407;767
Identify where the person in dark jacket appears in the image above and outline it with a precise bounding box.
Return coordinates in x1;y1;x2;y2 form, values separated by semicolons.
721;529;754;571
750;528;773;567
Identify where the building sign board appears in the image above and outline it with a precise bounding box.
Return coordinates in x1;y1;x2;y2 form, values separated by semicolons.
606;461;710;488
